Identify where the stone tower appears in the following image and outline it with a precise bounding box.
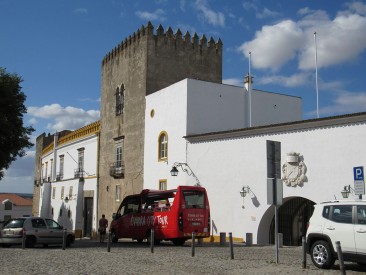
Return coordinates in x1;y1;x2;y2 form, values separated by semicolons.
98;22;222;219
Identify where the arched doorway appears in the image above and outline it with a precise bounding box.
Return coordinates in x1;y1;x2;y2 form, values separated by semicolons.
268;197;315;246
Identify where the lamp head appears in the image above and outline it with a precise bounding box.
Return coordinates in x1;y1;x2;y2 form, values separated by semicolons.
170;166;179;177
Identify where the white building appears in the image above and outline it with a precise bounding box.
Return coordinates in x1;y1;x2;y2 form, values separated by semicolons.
0;194;32;222
144;78;366;245
144;78;301;190
36;122;99;238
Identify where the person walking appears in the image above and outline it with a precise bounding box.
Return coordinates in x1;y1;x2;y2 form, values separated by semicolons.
98;214;108;243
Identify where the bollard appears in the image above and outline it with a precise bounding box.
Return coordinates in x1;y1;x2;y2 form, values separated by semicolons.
191;232;196;257
245;233;252;246
62;228;67;250
302;236;306;269
336;241;346;275
107;230;111;252
278;233;283;248
229;232;234;260
150;229;154;253
22;230;26;249
220;232;226;246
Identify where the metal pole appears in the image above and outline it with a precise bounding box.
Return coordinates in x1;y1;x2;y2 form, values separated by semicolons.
62;228;66;250
229;232;234;260
314;32;319;119
107;230;111;252
191;232;196;257
336;241;346;275
302;236;306;269
22;230;26;249
275;205;279;264
248;51;252;127
150;229;154;253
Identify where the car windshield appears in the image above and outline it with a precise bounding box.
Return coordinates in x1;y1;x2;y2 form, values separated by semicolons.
3;219;25;228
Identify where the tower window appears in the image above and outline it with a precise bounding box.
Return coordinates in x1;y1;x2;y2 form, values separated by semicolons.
115;85;125;115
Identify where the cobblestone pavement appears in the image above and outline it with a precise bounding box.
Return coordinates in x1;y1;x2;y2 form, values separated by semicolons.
0;239;365;274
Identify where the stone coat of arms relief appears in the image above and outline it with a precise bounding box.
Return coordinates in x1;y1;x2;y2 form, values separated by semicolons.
282;152;307;187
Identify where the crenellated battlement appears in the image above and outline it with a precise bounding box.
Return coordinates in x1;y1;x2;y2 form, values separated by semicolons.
102;21;222;66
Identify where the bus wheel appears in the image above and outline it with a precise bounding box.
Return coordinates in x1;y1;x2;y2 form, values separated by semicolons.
172;238;186;246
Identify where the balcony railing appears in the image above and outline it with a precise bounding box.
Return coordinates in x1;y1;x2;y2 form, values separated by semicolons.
34;179;42;187
110;163;125;178
56;173;63;181
74;168;84;179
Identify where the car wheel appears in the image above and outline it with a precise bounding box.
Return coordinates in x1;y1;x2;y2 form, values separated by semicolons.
111;231;118;243
172;238;186;246
136;239;143;243
311;240;335;269
25;236;36;248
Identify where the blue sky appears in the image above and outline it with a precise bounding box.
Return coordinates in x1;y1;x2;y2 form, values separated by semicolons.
1;0;366;193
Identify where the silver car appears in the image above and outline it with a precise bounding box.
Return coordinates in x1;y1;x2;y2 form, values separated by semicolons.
0;217;75;248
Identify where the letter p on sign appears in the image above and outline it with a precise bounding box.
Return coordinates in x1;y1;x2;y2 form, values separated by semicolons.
354;166;364;181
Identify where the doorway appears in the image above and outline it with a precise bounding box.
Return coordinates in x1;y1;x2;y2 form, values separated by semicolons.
84;198;93;237
269;197;315;246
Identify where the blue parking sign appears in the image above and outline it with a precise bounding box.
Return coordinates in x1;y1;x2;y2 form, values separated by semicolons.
353;166;364;181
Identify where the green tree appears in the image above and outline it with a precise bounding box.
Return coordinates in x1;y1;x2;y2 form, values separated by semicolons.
0;67;34;180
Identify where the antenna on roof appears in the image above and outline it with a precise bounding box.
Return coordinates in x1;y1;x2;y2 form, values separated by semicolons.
249;51;252;127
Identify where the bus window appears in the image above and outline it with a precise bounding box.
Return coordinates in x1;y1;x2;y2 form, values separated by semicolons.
183;190;205;209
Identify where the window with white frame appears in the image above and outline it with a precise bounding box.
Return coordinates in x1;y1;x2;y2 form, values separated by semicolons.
158;132;168;161
69;186;73;200
61;186;64;200
59;155;64;180
115;138;124;167
159;180;167;190
52;187;56;199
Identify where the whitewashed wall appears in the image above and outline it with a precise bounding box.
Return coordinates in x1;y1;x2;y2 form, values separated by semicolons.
39;134;98;232
187;120;366;244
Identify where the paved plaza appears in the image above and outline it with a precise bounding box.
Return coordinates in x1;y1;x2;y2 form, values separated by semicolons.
0;239;365;274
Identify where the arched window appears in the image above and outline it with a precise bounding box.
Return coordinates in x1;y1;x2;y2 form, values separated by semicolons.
115;84;125;115
158;132;168;161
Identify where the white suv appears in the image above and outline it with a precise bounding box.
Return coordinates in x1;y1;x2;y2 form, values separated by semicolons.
306;200;366;269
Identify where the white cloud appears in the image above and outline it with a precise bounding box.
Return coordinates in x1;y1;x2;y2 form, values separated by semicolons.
194;0;225;27
223;78;243;87
180;0;186;11
256;8;281;19
28;118;37;125
135;9;166;21
258;72;310;88
73;8;88;14
28;104;100;132
238;4;366;71
308;91;366;117
239;20;304;71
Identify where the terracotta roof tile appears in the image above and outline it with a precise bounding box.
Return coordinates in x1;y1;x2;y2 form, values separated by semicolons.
0;194;33;206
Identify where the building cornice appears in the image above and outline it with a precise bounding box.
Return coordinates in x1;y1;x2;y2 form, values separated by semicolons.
185;112;366;143
42;121;100;156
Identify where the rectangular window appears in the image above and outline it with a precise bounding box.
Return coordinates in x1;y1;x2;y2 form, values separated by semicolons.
69;186;73;199
59;155;64;179
78;148;84;171
159;180;167;191
52;187;56;199
115;138;124;167
331;205;353;224
116;185;121;201
45;162;48;182
50;159;53;181
357;205;366;224
61;186;65;200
